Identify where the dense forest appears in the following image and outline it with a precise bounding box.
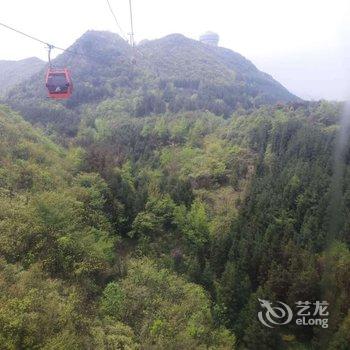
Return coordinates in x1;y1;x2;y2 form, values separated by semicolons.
0;31;349;349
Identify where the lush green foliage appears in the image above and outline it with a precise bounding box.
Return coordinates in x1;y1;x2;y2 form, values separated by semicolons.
0;31;349;350
101;258;235;349
0;105;237;349
71;99;349;349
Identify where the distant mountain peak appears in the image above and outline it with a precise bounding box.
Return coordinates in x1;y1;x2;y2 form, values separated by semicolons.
138;33;299;101
79;30;127;42
70;30;130;53
52;30;132;68
146;33;201;47
160;33;189;42
3;30;299;134
0;57;45;94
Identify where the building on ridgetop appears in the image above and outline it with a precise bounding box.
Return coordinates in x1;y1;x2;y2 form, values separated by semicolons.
199;31;219;46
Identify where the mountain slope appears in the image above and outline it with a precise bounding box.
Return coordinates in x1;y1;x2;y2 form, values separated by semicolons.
139;33;297;103
4;31;299;136
0;103;236;349
0;104;71;191
0;57;44;95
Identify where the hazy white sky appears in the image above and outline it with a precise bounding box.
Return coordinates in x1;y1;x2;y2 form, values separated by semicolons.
1;0;349;100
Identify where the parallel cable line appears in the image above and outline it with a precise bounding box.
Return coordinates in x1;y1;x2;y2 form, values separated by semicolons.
106;0;129;42
0;21;85;58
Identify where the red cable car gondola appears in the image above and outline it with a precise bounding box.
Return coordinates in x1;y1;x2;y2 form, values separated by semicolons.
45;68;73;99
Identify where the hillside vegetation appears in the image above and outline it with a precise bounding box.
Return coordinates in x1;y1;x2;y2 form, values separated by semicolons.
0;31;349;350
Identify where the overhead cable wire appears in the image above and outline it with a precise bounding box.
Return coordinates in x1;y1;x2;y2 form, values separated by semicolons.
0;17;144;65
128;0;135;47
0;21;86;58
105;0;145;60
106;0;129;42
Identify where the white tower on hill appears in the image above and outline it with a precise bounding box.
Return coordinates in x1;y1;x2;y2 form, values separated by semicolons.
199;31;220;46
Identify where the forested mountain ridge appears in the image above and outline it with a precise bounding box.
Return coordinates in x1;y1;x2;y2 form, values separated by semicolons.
139;33;296;103
1;30;350;350
3;30;299;137
0;57;44;95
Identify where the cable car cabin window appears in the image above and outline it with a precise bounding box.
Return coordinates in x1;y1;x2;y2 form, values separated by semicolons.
45;69;73;99
47;73;69;93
